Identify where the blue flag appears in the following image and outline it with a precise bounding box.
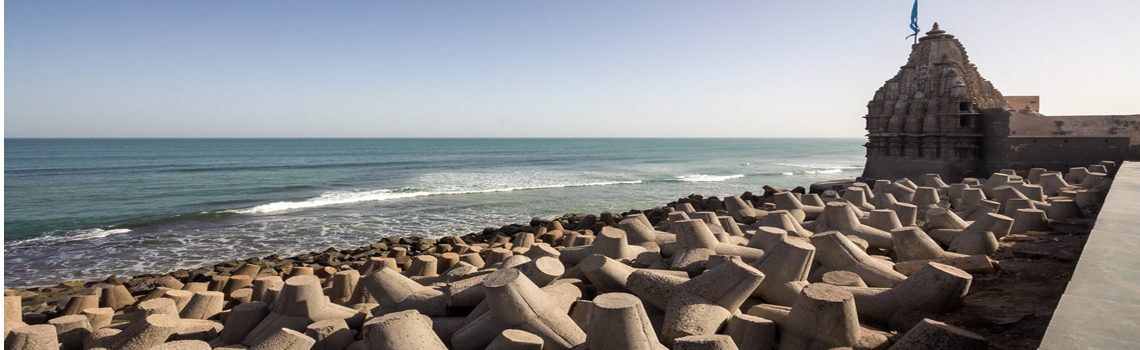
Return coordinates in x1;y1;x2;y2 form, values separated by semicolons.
906;0;920;40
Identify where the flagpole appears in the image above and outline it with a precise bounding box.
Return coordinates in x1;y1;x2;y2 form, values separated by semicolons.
906;0;920;44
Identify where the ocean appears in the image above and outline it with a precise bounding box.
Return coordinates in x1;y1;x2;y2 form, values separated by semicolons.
4;138;864;288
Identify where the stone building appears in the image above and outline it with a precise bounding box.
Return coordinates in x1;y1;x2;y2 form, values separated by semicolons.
861;23;1140;182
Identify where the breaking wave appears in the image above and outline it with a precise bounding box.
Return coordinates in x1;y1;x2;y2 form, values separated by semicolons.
676;174;746;182
235;180;644;214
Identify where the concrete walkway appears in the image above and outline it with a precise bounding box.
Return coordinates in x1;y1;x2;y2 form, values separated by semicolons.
1040;161;1140;349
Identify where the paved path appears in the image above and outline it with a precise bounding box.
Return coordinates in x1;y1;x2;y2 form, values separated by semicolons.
1040;161;1140;349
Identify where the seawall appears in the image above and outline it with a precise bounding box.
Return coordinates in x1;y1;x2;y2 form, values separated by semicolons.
1040;161;1140;348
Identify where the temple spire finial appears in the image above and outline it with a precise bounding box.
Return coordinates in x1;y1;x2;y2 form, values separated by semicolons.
927;22;945;35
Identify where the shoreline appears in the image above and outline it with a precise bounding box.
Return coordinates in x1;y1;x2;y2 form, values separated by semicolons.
4;168;1110;349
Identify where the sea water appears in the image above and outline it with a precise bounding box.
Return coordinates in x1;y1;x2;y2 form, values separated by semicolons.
4;138;864;287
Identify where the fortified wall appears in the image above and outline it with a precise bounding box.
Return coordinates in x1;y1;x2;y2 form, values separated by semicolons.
861;24;1140;182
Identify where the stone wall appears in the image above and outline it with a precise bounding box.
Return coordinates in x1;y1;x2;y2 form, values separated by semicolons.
1007;136;1131;171
1005;96;1040;112
1009;112;1140;158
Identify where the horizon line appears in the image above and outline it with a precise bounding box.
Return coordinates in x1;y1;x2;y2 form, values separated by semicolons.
5;136;866;140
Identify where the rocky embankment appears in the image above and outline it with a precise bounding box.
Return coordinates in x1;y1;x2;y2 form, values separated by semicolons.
3;162;1114;350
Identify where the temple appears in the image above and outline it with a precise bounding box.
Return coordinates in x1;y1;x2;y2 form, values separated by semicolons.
861;23;1140;182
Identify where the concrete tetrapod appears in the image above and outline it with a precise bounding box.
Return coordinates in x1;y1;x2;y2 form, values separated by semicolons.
670;219;764;275
718;216;746;239
48;314;91;350
947;230;999;256
60;294;99;316
887;180;917;204
1047;198;1083;221
947;183;967;208
1037;172;1069;196
306;318;354;350
133;297;180;322
559;226;647;265
888;318;988;350
248;327;316;350
746;227;787;251
772;192;808;222
843;186;876;212
1012;183;1046;202
444;271;495;308
891;202;919;227
584;293;667;350
485;329;545;350
724;195;766;223
1065;166;1091;184
626;259;765;346
218;301;269;345
178;291;224;320
867;209;903;233
691;211;728;237
407;255;440;278
88;314;181;350
869;191;899;211
243;275;363;346
909;187;942;218
513;256;566;287
361;309;448;350
273;275;363;323
810;231;905;288
673;334;741;350
928;212;1014;244
812;202;894;250
6;296;27;336
924;207;968;230
328;270;360;306
750;283;892;350
963;199;1003;222
578;254;690;295
5;324;60;350
844;262;972;331
618;213;675;247
81;307;114;330
890;226;967;263
99;284;138;311
150;340;212;350
920;173;951;192
821;270;868;288
755;210;812;238
361;266;448;316
460;280;583;332
722;313;777;350
980;173;1015;198
251;276;284;304
748;237;815;306
1010;208;1051;234
451;268;586;350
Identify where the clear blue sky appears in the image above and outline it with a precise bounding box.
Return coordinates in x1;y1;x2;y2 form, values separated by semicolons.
5;1;1138;138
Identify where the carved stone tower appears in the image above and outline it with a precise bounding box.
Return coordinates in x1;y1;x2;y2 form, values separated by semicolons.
861;23;1010;182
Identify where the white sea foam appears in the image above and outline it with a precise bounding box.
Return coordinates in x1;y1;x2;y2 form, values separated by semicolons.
677;174;745;182
9;228;131;247
805;169;844;174
235;180;643;214
776;162;861;168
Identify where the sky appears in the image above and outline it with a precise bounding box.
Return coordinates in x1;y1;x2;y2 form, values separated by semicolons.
4;1;1139;138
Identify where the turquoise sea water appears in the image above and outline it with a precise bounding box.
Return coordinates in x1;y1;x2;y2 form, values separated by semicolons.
4;138;864;287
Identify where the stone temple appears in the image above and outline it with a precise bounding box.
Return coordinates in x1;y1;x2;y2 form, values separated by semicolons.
861;23;1140;182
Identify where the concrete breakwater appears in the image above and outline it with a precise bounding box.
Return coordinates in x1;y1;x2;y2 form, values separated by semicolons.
3;162;1115;350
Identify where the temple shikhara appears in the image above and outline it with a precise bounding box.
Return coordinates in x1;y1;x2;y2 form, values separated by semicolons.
861;23;1140;182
